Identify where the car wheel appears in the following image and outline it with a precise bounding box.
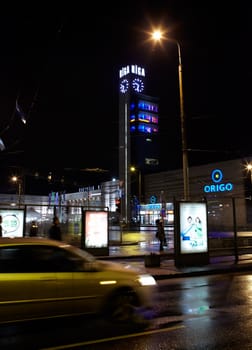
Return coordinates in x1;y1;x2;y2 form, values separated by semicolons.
105;288;141;324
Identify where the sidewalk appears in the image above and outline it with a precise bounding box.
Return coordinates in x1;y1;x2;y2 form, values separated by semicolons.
98;238;252;280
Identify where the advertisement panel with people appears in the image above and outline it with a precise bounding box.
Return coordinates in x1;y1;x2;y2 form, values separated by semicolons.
179;202;208;254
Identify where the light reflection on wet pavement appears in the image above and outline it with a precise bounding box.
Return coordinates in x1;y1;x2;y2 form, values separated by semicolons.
108;230;174;257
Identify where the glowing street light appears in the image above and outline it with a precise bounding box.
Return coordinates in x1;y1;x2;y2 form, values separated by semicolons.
150;28;189;200
246;163;252;184
11;175;22;207
130;166;142;204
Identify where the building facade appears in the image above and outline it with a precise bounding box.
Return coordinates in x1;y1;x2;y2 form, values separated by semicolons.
141;157;252;230
1;157;252;233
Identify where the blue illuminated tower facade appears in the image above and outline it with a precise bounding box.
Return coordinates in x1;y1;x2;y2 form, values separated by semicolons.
118;64;160;224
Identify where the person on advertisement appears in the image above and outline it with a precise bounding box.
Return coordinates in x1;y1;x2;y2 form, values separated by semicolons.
181;216;194;240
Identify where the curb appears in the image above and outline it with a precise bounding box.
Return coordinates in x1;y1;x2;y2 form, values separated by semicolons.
152;262;252;280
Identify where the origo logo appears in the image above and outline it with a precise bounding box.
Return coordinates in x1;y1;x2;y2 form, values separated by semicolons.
203;169;233;193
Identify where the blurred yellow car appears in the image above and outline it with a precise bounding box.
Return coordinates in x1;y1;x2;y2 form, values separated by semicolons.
0;237;157;326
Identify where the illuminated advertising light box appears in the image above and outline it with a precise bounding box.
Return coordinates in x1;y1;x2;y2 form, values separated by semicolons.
83;210;109;256
174;201;209;267
0;209;24;237
179;202;208;254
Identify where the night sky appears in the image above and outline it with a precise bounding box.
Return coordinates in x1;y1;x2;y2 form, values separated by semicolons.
0;2;251;194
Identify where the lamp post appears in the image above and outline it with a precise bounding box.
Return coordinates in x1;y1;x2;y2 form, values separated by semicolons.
11;175;22;207
130;166;142;203
246;164;252;185
130;166;142;224
151;29;189;200
245;164;252;200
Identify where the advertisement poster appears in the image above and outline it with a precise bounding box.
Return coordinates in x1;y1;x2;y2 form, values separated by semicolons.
0;209;24;238
84;211;108;248
179;202;208;254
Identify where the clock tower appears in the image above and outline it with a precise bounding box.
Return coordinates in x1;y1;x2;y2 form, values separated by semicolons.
118;64;160;225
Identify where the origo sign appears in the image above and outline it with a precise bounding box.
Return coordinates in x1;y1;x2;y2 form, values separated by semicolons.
203;169;233;194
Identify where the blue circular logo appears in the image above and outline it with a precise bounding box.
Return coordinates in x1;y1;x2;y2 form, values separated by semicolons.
150;195;157;204
211;169;223;183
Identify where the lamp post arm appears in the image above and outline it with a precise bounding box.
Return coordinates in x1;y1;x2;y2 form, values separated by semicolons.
150;30;190;200
176;41;182;66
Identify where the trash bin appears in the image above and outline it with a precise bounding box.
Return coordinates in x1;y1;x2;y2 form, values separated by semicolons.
144;253;160;267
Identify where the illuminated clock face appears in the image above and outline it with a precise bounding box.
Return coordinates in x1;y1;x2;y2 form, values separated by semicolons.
132;78;144;93
120;79;129;93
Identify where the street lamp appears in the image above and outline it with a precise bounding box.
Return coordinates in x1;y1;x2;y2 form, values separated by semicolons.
151;29;189;200
11;175;22;207
246;163;252;184
245;163;252;200
130;166;142;203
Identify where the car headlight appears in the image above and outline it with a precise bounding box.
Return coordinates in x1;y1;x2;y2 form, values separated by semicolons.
137;274;157;286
